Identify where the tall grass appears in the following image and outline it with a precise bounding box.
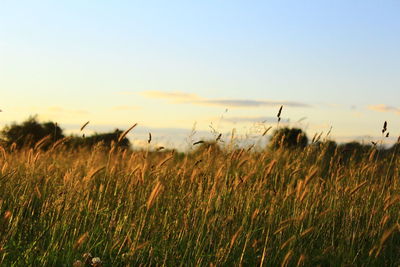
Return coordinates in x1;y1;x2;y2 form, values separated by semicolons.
0;140;400;266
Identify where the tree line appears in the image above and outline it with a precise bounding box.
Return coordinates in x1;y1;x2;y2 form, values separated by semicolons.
0;116;130;150
1;117;399;157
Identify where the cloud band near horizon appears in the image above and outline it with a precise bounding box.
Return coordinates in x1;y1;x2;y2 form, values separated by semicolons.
137;90;310;108
368;104;400;114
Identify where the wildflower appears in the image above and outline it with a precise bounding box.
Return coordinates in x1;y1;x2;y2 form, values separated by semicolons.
91;257;102;267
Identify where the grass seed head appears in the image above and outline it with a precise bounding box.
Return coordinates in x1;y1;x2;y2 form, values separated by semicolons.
146;181;164;209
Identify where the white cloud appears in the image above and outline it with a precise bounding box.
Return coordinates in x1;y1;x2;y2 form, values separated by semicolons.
138;90;310;108
139;91;199;101
368;104;400;114
221;116;288;123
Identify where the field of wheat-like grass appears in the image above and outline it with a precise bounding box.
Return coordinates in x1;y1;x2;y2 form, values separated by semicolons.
0;140;400;266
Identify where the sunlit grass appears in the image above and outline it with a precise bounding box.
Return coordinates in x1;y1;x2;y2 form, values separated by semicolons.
0;140;400;266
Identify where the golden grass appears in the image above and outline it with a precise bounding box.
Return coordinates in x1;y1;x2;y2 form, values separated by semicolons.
0;139;399;265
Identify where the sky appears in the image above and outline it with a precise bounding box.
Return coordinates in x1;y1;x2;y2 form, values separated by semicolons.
1;1;400;149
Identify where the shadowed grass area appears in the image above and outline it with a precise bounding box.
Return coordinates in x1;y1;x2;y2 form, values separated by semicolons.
0;141;400;266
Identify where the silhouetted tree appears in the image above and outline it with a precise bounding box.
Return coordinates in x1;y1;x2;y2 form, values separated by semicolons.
310;140;338;176
1;116;64;149
269;127;308;150
388;142;400;154
192;140;222;155
311;140;337;157
67;129;130;149
322;140;338;153
0;138;6;147
337;141;372;163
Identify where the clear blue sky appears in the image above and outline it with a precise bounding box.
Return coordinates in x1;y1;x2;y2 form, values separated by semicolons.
1;1;399;148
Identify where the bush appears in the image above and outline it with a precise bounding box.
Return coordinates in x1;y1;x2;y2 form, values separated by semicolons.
1;116;64;149
191;140;223;157
67;129;131;149
336;141;373;164
269;127;308;150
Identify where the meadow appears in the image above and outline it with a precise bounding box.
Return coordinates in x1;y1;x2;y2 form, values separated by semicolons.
0;133;400;266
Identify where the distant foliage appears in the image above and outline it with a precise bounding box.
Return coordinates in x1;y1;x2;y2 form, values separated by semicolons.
337;141;373;163
68;129;131;149
388;142;400;154
192;140;222;155
311;140;337;157
0;117;132;150
269;127;308;150
0;116;64;148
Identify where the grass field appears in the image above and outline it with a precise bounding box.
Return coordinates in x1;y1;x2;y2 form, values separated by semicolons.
0;137;400;266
